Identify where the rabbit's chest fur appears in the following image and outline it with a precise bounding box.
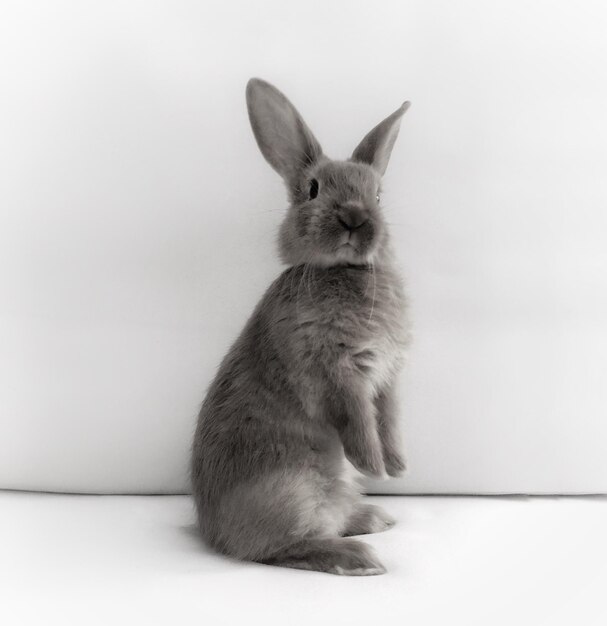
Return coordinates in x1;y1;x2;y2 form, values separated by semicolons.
275;262;409;399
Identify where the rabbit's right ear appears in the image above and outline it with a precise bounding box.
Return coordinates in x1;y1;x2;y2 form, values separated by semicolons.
246;78;323;183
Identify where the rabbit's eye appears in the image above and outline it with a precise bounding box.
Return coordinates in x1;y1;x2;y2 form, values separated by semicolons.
376;192;381;203
309;178;319;200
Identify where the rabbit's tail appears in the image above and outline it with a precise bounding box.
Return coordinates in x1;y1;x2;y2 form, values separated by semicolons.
260;536;386;576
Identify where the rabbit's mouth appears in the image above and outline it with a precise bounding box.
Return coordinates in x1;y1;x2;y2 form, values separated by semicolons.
337;229;377;258
312;241;373;267
333;241;369;265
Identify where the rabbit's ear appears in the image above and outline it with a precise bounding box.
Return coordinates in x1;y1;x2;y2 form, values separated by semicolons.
246;78;323;182
351;101;410;175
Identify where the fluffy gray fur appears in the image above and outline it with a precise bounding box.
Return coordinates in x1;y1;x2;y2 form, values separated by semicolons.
191;78;411;576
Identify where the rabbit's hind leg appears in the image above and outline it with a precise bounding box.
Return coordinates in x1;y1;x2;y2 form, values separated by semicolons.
256;470;386;576
262;536;386;576
210;468;385;575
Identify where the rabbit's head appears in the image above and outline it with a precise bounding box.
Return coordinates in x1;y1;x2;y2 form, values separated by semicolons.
246;78;409;268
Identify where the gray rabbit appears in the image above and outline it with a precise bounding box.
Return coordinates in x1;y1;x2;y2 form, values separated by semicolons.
192;78;411;575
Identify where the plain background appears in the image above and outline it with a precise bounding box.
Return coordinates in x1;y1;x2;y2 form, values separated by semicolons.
1;0;606;494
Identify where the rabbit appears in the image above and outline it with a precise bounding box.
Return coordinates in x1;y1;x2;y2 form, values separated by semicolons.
191;78;411;576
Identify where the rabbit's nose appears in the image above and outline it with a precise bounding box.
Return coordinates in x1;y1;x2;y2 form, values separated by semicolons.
337;206;369;231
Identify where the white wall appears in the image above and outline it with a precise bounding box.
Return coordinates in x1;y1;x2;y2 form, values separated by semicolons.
1;0;606;494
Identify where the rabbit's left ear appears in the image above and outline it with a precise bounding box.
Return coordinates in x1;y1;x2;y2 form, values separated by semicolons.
351;101;410;175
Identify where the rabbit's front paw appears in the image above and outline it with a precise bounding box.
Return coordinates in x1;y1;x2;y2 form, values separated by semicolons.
383;447;407;478
343;434;387;478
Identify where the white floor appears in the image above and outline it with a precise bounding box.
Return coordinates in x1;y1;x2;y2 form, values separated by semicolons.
1;493;606;626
